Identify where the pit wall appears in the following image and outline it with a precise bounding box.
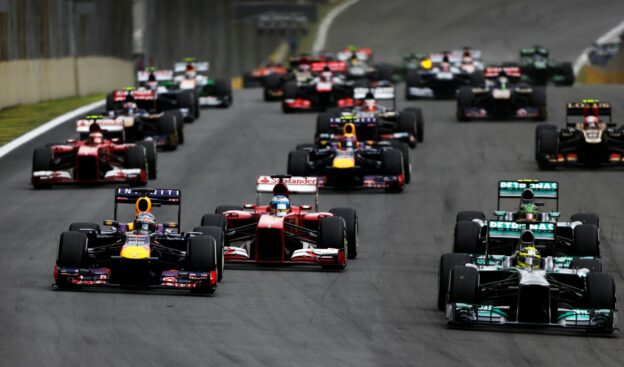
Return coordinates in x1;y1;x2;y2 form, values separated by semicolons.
0;57;133;109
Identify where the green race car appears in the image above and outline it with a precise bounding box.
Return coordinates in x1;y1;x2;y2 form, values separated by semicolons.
518;46;575;86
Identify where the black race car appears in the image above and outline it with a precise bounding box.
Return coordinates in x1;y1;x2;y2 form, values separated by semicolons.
518;46;575;86
54;188;224;293
456;66;546;121
536;100;624;169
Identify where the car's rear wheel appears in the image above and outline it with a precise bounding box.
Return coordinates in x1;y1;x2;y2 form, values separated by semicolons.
315;113;332;138
192;226;225;282
136;140;157;179
214;78;233;108
124;146;148;185
573;224;600;257
329;208;358;259
536;128;558;170
381;149;404;192
188;236;217;294
389;141;411;184
456;86;473;122
403;107;424;143
396;111;417;148
157;114;178;151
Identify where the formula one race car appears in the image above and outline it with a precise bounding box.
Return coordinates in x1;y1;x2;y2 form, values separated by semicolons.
456;66;547;121
536;100;624;169
174;58;232;108
316;85;423;147
54;188;222;293
405;49;484;99
518;46;575;86
242;61;287;88
199;175;358;268
452;179;601;258
288;123;409;191
282;61;355;113
108;85;197;124
31;124;153;189
336;46;394;82
103;97;183;149
438;229;615;332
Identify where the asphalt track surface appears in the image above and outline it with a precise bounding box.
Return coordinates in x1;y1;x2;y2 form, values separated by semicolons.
2;1;624;366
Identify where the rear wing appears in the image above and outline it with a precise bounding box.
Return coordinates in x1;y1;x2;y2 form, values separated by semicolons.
114;188;182;224
310;61;347;73
488;221;556;241
484;66;521;78
353;86;395;100
498;180;559;210
112;89;156;102
136;70;173;82
256;175;319;211
76;116;124;134
565;100;612;124
174;61;209;73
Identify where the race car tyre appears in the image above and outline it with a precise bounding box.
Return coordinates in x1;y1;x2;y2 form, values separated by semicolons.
381;149;404;192
449;266;479;304
389;141;411;184
105;92;115;111
282;81;298;113
136;140;157;180
438;253;471;310
57;231;88;279
176;90;196;122
453;220;482;254
396;111;417;148
165;110;185;144
32;148;53;189
456;86;473;122
201;213;227;229
68;222;100;232
586;272;615;310
192;226;225;282
535;124;557;158
573;224;600;257
214;78;233;108
125;145;147;169
531;87;547;121
287;150;309;177
469;70;485;87
214;206;243;215
188;236;217;294
571;213;600;228
263;74;283;101
157;114;178;151
536;129;558;170
315;113;332;138
329;208;358;259
319;216;347;269
403;107;424;143
558;62;575;86
405;71;421;100
570;258;602;273
455;210;486;223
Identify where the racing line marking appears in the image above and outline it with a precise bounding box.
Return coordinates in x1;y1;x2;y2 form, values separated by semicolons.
312;0;362;54
573;20;624;75
0;100;104;159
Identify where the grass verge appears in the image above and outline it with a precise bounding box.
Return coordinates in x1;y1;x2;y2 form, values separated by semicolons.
0;94;105;146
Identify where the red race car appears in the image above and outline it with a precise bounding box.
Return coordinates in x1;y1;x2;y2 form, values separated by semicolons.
31;124;150;189
198;175;359;269
243;61;287;88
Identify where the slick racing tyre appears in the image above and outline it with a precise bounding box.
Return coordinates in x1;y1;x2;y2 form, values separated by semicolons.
165;110;185;144
125;146;148;185
188;235;218;294
536;128;558;170
456;86;473;122
193;226;225;282
573;224;600;257
315;113;332;138
319;216;347;269
329;208;358;259
32;148;53;189
381;149;404;193
586;272;615;310
136;140;157;180
449;266;479;304
531;87;547;121
287;150;309;176
438;253;471;310
389;141;411;184
403;107;424;143
453;220;482;254
157;114;178;151
396;111;417;148
214;78;233;108
56;231;88;288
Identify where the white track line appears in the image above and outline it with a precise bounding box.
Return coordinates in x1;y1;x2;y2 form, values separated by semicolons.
573;20;624;75
312;0;361;55
0;100;104;159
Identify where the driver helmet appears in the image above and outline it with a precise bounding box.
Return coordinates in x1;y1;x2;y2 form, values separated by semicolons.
517;203;540;222
185;64;196;78
134;212;156;234
270;195;291;217
363;92;377;111
583;115;600;129
321;66;333;81
123;102;138;115
517;245;541;269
